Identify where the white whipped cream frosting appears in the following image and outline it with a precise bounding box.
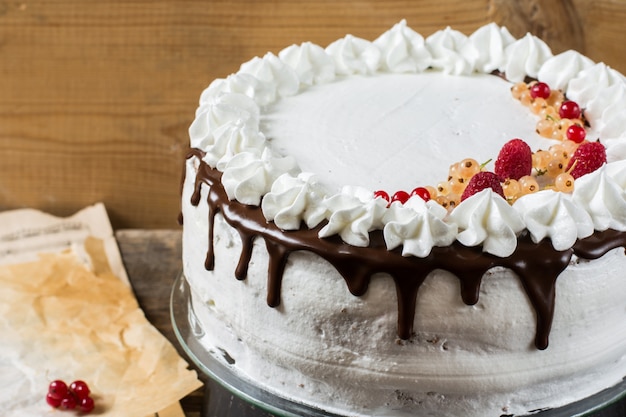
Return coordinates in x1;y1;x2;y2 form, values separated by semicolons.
261;172;328;230
425;27;474;75
201;73;267;106
238;52;300;104
373;19;432;73
500;32;553;82
567;63;626;108
537;50;595;92
279;42;336;87
383;197;457;257
572;161;626;231
585;81;626;119
190;21;626;258
325;34;381;75
189;93;265;168
467;22;515;73
318;186;387;247
448;189;525;257
605;136;626;163
221;148;299;206
513;190;594;250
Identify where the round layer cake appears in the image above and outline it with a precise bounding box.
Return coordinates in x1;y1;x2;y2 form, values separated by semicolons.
180;21;626;416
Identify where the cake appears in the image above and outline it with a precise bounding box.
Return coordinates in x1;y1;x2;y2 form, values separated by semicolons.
179;20;626;416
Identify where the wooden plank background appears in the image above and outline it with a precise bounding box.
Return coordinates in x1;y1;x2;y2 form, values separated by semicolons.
1;0;625;228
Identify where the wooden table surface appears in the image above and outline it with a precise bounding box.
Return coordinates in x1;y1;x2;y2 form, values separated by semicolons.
116;229;626;417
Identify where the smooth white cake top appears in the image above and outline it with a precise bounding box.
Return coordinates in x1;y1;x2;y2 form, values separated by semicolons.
262;72;546;192
189;20;626;258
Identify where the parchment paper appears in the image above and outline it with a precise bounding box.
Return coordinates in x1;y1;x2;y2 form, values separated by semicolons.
0;203;202;417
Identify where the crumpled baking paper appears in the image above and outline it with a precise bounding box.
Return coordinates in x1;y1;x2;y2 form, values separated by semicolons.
0;203;202;416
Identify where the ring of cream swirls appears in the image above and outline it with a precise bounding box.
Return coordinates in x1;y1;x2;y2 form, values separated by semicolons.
189;20;626;258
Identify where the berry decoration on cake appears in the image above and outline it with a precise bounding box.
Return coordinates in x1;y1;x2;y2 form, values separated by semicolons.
559;100;582;119
410;186;431;202
566;124;587;143
529;81;551;99
460;171;504;201
373;79;607;210
494;138;533;181
566;140;608;179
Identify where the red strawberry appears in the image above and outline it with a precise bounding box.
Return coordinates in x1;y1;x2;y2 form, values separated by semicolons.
565;141;607;179
494;138;532;181
461;171;505;201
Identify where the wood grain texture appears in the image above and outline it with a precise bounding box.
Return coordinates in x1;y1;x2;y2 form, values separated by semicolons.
488;0;585;52
1;1;625;228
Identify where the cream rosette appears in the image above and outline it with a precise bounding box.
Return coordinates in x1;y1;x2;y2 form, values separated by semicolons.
208;122;267;171
537;50;595;92
567;63;626;108
325;34;381;75
448;189;525;257
467;22;516;74
602;110;626;145
382;196;457;257
278;42;335;87
513;190;594;251
221;148;299;206
500;33;553;83
373;19;432;73
261;172;328;230
189;93;265;168
572;161;626;231
425;27;475;75
239;52;300;104
605;136;626;163
584;83;626;137
200;73;273;107
318;186;387;247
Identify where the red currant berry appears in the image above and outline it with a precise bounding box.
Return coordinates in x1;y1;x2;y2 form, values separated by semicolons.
559;100;581;119
529;82;551;99
391;190;410;204
410;187;431;202
60;393;77;410
46;392;62;408
373;190;390;202
79;396;95;413
48;380;68;400
566;124;586;143
69;380;91;400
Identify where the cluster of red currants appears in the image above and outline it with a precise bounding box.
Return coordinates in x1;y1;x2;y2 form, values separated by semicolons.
512;80;587;143
46;379;95;414
373;187;431;206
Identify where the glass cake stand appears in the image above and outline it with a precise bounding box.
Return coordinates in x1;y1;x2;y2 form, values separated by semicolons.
170;272;626;417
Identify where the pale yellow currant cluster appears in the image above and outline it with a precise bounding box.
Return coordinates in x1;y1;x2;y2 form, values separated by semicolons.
438;158;542;207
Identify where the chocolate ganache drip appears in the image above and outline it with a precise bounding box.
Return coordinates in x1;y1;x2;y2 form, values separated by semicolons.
184;149;626;350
